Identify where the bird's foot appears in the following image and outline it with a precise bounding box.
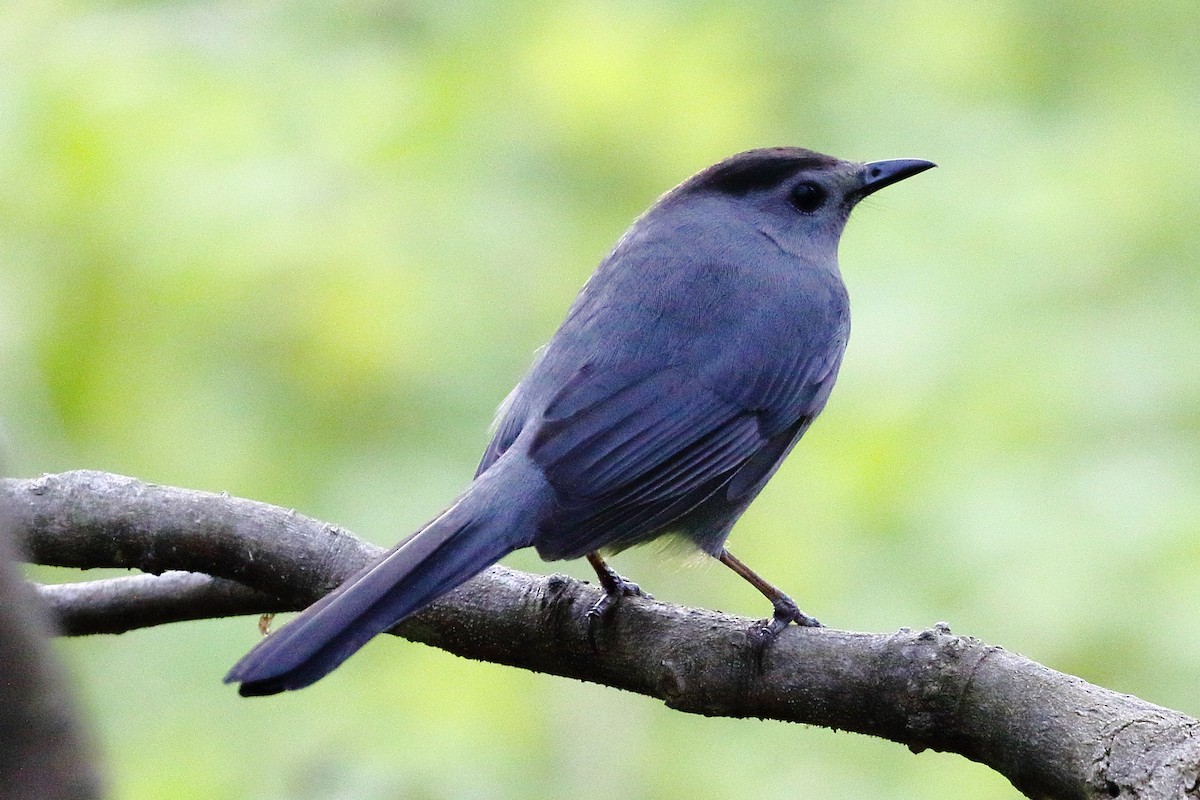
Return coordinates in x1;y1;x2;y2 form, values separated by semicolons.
585;558;650;648
748;595;822;669
586;574;648;620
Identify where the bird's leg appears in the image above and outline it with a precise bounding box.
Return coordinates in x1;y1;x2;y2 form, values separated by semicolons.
718;548;822;649
584;552;649;644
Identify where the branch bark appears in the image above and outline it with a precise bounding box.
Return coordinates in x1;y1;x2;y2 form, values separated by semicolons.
3;470;1198;800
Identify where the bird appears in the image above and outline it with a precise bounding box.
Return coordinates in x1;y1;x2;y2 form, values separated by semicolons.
225;147;934;696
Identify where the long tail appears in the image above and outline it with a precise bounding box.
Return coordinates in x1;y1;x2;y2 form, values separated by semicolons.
225;463;538;696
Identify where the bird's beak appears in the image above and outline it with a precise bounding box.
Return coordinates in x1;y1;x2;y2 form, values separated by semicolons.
855;159;936;199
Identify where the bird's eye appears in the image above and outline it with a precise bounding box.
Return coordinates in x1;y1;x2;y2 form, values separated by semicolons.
788;182;827;213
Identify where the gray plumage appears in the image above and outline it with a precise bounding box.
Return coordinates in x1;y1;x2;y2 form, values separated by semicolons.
226;147;934;696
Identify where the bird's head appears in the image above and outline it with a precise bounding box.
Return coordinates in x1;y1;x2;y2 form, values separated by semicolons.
662;147;935;261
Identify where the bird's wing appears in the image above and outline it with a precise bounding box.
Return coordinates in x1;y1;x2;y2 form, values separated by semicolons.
528;347;841;559
475;385;530;477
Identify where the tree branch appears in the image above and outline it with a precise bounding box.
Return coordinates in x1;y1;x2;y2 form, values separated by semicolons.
3;470;1198;800
34;572;289;635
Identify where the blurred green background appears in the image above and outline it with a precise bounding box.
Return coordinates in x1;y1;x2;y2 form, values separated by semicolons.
3;1;1200;798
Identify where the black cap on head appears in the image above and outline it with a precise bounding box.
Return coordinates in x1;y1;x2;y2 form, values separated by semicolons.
670;148;934;204
680;147;843;197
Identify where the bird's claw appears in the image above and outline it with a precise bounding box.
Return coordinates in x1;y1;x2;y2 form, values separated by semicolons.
772;594;821;630
747;596;822;670
586;576;649;649
586;576;648;615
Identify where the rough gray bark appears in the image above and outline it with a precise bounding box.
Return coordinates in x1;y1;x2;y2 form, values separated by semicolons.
3;470;1198;800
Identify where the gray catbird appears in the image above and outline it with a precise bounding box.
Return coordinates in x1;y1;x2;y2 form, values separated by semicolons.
226;147;934;696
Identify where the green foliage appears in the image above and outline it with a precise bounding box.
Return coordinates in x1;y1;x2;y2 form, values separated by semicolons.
3;2;1200;797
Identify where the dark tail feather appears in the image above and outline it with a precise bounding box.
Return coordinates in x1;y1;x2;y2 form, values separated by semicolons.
225;486;530;696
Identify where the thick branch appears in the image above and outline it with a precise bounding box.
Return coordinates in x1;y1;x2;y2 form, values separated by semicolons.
3;471;1198;800
35;572;288;635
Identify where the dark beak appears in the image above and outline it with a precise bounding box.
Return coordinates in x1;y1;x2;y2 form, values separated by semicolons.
855;158;936;199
